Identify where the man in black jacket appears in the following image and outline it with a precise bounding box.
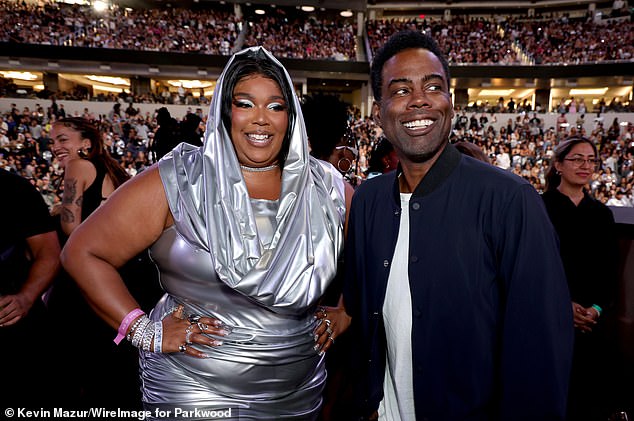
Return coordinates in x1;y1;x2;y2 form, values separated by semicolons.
343;30;573;421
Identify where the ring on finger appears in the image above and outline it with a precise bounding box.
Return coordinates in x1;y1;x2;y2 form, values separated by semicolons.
197;322;208;331
324;319;331;327
188;314;201;324
328;336;335;343
325;327;333;335
174;305;186;319
179;344;187;353
185;330;194;344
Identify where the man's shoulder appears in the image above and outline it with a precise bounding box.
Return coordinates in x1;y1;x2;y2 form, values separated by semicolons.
352;172;395;205
356;171;394;192
458;155;529;189
0;168;34;192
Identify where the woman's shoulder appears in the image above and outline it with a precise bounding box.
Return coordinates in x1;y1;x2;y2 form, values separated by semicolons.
541;189;559;200
65;157;96;172
64;158;97;182
583;192;613;214
103;164;170;221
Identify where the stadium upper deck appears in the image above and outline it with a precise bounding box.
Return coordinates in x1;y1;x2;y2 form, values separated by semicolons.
0;0;632;115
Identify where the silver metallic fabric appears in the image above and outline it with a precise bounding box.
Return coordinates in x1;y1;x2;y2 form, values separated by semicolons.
143;47;346;419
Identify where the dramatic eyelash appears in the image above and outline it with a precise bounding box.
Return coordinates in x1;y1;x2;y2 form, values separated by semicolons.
233;99;254;107
268;102;287;111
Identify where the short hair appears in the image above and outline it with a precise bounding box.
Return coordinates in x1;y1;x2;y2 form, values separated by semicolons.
371;30;450;101
220;48;296;168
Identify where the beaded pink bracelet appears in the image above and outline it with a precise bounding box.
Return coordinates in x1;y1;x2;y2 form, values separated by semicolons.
114;308;145;345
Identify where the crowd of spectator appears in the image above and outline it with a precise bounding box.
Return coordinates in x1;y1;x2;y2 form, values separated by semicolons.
367;17;523;64
2;99;632;213
448;110;634;206
0;0;240;55
1;1;632;207
243;11;356;61
1;0;631;64
367;15;632;65
462;95;633;116
506;15;633;64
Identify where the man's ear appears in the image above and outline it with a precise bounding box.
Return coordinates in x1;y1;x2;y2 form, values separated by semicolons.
372;101;382;127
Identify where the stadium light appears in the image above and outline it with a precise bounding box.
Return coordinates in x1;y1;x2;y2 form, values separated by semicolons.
167;80;213;89
478;89;515;97
301;5;315;12
93;1;108;12
569;88;608;96
340;10;353;18
0;71;38;81
87;75;129;86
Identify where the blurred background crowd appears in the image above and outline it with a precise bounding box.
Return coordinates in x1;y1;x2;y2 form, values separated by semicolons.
0;0;632;207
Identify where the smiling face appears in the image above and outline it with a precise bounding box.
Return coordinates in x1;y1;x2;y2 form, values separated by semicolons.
555;142;598;189
230;74;289;168
372;48;454;169
50;123;91;168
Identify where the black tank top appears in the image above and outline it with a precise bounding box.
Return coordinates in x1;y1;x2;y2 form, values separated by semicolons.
81;160;108;221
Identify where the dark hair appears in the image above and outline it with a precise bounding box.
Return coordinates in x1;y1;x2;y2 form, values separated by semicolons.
371;30;450;101
453;140;490;164
545;136;598;191
221;49;295;170
301;94;349;161
156;107;172;126
367;137;395;174
53;117;129;188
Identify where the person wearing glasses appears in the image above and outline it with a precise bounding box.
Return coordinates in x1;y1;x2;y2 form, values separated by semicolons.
543;136;619;420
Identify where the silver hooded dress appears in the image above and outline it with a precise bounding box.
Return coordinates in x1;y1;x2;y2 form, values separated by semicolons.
141;47;346;420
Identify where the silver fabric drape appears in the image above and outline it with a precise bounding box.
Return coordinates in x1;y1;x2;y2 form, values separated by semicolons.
158;46;345;314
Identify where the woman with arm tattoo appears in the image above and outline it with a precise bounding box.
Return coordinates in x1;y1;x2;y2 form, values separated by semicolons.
47;117;159;409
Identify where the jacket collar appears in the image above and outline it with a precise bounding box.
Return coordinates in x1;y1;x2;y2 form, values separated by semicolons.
393;142;462;200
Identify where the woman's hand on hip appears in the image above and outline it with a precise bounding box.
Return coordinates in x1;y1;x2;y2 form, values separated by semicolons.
161;305;229;358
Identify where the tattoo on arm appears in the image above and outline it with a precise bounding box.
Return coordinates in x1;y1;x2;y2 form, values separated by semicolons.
61;206;75;223
63;178;78;205
61;177;83;223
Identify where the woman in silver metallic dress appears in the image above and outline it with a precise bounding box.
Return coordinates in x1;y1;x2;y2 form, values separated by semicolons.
62;47;353;420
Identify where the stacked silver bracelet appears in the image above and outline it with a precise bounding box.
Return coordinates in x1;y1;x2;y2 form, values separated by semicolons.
141;322;155;352
128;315;157;352
126;316;145;342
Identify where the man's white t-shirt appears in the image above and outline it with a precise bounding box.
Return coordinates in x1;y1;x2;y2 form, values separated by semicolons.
378;193;416;420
